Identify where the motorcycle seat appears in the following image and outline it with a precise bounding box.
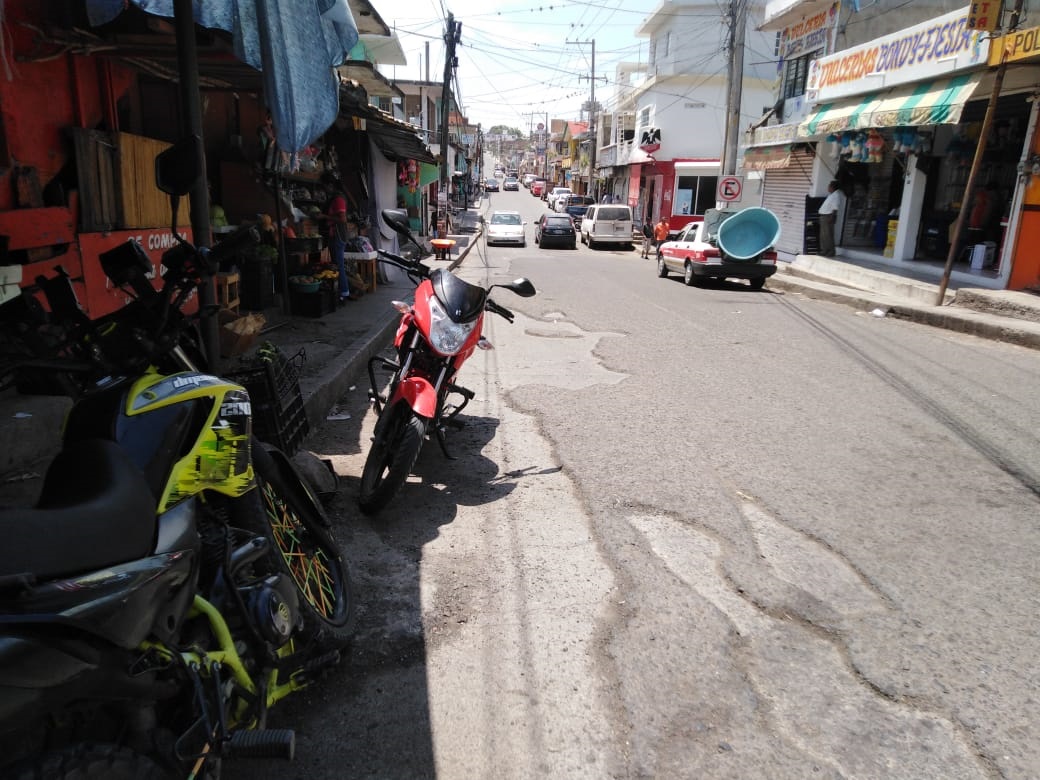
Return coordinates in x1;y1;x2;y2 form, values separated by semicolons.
0;439;158;581
431;268;487;322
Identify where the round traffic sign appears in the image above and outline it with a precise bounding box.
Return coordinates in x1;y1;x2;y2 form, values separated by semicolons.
717;176;743;202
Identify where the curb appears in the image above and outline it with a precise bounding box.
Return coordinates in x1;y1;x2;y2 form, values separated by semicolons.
768;272;1040;351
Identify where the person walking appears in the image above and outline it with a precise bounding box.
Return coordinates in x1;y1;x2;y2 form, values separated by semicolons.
641;220;654;258
653;216;671;258
817;180;846;257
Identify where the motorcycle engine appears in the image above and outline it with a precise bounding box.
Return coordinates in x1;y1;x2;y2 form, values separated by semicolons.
247;574;302;647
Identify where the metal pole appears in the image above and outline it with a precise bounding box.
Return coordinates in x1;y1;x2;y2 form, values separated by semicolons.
439;14;456;231
936;0;1023;304
172;0;218;366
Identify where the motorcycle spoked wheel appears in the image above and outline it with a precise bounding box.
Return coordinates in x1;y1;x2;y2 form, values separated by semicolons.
358;402;427;516
9;743;173;780
234;442;355;650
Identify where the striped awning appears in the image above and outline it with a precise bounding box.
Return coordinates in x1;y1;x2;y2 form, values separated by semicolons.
798;73;981;139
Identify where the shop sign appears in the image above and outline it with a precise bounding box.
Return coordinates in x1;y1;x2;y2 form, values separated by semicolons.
967;1;1001;32
988;23;1040;65
639;127;661;153
746;122;800;147
778;2;839;69
806;8;990;102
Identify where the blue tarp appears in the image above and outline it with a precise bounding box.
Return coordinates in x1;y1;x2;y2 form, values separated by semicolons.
85;0;359;152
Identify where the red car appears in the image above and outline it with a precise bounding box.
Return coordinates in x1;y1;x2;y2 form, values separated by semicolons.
530;179;547;197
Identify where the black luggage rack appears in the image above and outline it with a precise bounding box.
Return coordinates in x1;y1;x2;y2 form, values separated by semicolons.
226;344;309;455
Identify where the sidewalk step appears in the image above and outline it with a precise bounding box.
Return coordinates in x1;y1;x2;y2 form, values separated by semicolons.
784;256;954;306
952;288;1040;324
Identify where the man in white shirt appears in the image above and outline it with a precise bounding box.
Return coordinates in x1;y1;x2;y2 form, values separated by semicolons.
817;180;846;257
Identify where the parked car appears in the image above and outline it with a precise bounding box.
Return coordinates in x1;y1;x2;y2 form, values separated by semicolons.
485;210;526;247
580;204;634;249
522;173;536;188
503;176;520;191
564;195;595;227
557;193;593;213
530;179;547;197
484;177;500;192
549;188;574;212
546;186;571;209
657;212;778;288
534;213;577;249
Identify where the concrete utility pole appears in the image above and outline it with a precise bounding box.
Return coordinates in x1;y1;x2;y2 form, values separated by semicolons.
722;0;747;178
571;39;607;198
438;14;460;233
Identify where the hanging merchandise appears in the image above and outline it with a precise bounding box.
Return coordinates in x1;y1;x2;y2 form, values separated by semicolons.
865;130;884;163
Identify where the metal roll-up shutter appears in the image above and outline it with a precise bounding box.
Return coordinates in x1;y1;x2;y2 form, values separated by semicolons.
761;148;815;257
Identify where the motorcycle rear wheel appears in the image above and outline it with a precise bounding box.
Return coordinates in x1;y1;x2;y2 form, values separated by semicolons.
358;403;427;515
236;442;355;650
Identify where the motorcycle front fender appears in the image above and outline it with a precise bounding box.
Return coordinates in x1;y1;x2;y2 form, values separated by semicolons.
389;375;438;419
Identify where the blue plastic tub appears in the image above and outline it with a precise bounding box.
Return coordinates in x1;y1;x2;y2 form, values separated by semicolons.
717;207;782;260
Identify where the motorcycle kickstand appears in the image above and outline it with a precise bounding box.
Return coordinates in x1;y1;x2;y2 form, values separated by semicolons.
434;424;457;459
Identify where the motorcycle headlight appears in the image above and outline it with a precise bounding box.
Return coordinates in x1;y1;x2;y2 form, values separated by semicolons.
428;296;477;355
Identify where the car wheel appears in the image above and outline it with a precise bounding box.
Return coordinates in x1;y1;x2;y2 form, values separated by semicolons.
657;256;669;278
749;277;766;290
588;237;596;249
683;262;697;286
580;232;586;245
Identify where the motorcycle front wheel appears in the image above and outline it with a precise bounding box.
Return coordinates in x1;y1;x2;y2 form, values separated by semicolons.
358;402;427;515
235;441;355;650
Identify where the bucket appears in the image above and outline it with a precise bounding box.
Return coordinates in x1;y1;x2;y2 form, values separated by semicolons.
716;207;782;260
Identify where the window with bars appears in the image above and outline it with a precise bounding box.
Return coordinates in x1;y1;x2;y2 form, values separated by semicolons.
782;50;820;99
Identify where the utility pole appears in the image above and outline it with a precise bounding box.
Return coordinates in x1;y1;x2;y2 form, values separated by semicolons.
570;39;607;198
438;13;460;234
722;0;747;180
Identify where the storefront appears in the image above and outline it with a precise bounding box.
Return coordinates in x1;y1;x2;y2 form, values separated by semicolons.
779;6;1040;288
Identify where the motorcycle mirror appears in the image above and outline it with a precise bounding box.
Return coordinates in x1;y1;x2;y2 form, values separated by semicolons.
156;135;202;240
155;135;203;197
499;277;536;297
381;208;411;236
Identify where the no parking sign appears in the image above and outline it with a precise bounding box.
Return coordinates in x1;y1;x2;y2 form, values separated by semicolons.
717;176;743;202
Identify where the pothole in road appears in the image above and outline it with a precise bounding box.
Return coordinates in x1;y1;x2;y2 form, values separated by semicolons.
499;311;627;391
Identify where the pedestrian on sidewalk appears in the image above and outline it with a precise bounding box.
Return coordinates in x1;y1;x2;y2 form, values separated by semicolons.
653;216;670;258
324;178;361;303
641;220;653;258
817;180;846;257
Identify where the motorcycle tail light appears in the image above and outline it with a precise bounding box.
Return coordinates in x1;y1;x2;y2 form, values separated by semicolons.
428;296;477;355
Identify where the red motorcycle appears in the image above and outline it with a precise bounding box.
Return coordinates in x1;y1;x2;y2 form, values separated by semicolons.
359;210;536;514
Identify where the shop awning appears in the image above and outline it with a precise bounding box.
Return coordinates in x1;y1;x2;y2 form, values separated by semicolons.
368;123;436;164
743;145;794;171
798;73;981;139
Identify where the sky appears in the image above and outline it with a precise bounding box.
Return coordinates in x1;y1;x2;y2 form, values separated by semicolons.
369;0;679;135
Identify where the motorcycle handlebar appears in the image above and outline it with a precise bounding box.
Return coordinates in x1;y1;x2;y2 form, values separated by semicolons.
485;298;515;323
376;248;430;279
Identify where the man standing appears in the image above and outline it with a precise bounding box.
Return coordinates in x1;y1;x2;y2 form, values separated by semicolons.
325;182;360;303
817;180;846;257
654;216;671;258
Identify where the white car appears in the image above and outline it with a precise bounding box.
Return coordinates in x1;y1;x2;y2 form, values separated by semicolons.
485;210;526;247
546;187;572;211
657;212;777;289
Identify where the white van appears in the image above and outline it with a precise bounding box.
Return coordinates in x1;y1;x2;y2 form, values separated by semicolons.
580;204;634;249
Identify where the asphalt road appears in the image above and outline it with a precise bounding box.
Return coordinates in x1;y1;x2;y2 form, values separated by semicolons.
226;189;1040;779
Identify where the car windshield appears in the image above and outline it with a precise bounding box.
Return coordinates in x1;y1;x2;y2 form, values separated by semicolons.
490;213;522;225
545;217;571;227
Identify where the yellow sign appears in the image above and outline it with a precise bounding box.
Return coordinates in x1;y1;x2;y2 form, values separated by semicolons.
968;1;1001;32
988;23;1040;65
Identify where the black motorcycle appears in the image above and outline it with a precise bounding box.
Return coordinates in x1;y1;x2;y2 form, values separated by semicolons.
0;136;354;779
